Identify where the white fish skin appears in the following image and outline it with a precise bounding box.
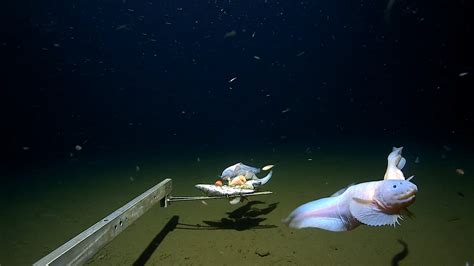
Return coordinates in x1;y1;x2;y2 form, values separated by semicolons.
283;179;418;231
384;147;406;180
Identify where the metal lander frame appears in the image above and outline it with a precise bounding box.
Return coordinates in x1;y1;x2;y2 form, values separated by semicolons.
33;178;272;265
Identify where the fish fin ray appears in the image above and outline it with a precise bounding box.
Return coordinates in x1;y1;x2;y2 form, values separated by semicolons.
349;199;401;227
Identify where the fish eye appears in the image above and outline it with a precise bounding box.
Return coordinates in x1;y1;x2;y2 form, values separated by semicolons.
393;185;397;188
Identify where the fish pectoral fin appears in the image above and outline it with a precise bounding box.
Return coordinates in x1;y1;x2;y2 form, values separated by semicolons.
350;198;401;227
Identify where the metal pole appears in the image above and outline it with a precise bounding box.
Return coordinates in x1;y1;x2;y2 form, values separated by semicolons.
167;191;273;203
34;178;172;266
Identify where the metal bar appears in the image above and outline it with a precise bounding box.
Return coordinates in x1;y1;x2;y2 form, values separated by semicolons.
167;191;273;202
34;178;173;266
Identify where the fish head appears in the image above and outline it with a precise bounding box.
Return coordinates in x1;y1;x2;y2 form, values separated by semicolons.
374;180;418;213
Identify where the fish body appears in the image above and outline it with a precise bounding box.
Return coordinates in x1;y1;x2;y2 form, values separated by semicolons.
283;190;359;231
221;162;261;181
283;179;417;231
284;147;418;231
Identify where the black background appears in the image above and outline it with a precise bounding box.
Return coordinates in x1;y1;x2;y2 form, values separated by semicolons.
1;0;473;168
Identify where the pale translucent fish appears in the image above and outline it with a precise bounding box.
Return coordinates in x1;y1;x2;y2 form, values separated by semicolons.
228;77;237;83
284;147;418;232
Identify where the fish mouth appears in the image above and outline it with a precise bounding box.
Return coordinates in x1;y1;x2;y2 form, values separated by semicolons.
397;190;417;200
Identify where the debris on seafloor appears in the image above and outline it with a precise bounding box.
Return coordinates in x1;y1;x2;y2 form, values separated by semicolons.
255;248;270;257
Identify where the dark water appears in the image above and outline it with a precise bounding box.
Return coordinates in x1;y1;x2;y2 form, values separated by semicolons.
1;0;473;265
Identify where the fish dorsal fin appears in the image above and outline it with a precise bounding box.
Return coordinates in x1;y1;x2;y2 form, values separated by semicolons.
330;183;355;197
349;197;401;227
